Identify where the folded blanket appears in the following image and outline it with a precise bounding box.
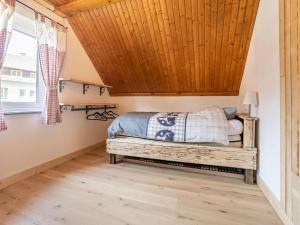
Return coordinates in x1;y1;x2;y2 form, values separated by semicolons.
108;106;230;145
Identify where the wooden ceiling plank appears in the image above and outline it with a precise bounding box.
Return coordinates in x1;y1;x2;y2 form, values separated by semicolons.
186;0;195;91
159;0;181;92
179;0;191;92
132;0;163;93
213;0;225;91
105;3;144;91
148;0;172;92
125;0;155;93
168;0;187;92
143;0;170;92
97;6;134;89
166;0;183;92
191;0;200;92
217;0;233;91
210;0;218;91
126;0;157;93
98;6;128;73
154;0;179;92
121;2;155;93
222;0;240;90
112;3;147;92
204;0;212;91
139;0;167;93
226;0;248;91
56;0;127;17
116;1;148;93
109;3;141;92
157;0;179;92
198;0;206;91
120;0;151;93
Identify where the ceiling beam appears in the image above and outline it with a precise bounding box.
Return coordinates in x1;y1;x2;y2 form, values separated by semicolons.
55;0;126;17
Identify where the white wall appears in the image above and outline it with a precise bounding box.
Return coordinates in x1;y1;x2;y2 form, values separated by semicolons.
240;0;281;200
0;0;109;180
112;96;241;114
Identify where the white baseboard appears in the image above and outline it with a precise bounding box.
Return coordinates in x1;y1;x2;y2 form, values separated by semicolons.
0;141;106;190
257;175;294;225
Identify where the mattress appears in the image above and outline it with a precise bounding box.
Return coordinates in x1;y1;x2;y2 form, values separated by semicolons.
228;134;242;147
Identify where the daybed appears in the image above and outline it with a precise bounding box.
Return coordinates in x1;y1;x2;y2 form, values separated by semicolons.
106;107;258;184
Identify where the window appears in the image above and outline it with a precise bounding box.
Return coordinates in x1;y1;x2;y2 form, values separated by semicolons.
19;89;25;97
10;70;22;76
1;88;8;99
30;90;35;97
29;72;36;78
0;7;44;113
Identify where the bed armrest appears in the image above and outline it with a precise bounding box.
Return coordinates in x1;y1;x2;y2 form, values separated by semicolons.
237;114;258;149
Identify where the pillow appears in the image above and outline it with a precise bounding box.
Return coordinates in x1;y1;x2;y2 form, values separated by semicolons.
223;107;237;120
228;119;244;135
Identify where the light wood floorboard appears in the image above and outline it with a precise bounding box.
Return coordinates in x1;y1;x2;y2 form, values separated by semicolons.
0;148;282;225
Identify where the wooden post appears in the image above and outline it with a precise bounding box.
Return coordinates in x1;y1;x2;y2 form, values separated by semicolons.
237;115;258;149
109;154;116;164
244;169;256;184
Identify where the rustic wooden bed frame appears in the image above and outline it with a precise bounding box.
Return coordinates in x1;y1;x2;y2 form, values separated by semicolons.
107;115;258;184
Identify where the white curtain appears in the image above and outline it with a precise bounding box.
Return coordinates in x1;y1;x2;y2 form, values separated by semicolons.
0;0;15;131
35;13;66;125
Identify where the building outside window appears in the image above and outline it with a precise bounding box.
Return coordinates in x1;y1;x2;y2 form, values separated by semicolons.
0;6;44;113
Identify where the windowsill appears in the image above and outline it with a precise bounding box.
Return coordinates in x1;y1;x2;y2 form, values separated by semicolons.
4;109;42;115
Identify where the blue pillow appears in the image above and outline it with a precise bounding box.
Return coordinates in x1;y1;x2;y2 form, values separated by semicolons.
223;107;237;120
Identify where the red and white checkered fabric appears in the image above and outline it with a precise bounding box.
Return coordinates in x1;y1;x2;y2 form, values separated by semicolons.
35;14;66;125
0;0;15;132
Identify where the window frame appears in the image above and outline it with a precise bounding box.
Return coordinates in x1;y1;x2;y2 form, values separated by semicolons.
1;24;44;114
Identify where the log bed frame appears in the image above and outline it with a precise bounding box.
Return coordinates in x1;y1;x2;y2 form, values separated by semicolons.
107;115;258;184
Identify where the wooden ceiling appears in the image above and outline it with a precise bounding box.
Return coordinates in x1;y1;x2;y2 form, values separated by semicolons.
49;0;260;96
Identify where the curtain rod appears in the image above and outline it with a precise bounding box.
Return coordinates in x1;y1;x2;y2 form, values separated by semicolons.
16;0;68;29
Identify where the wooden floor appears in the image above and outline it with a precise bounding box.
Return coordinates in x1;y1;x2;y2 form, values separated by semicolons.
0;148;282;225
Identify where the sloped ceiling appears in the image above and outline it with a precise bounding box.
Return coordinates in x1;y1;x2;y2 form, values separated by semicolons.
49;0;260;96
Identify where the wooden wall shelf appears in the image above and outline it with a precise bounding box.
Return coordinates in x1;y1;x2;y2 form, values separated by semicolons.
59;78;112;95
